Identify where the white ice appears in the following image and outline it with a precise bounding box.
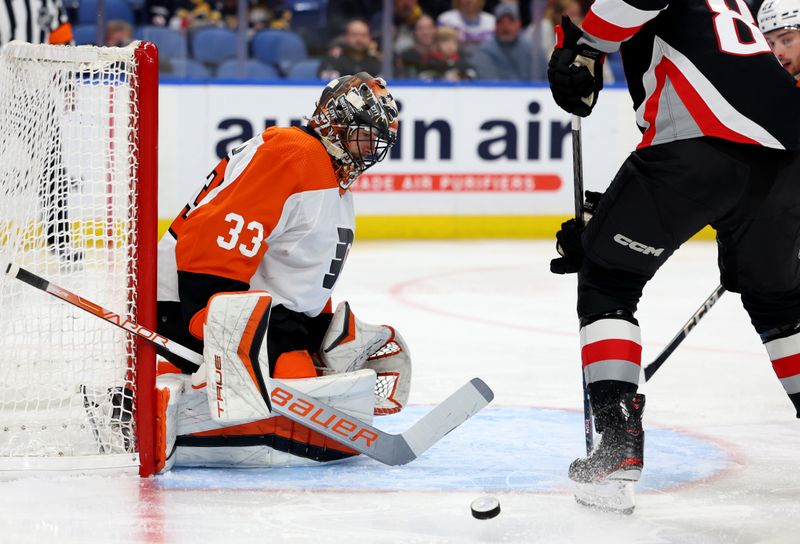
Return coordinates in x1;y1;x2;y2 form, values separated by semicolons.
1;240;799;543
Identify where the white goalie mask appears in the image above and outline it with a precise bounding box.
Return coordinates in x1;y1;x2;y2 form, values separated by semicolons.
319;302;411;415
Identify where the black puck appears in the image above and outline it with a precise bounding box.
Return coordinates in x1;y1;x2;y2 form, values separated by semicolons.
470;496;500;519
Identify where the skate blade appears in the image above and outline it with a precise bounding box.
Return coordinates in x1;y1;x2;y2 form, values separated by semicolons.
573;480;635;515
607;467;641;481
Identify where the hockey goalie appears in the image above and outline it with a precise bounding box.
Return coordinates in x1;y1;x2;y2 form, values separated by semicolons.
152;73;409;471
154;294;411;472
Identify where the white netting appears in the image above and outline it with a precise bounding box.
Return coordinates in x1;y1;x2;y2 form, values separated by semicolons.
0;42;144;468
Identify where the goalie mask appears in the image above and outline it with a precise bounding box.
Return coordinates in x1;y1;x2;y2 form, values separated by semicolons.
309;72;399;190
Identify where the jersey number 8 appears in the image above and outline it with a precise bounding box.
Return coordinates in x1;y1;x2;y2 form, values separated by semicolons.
707;0;771;56
217;212;264;257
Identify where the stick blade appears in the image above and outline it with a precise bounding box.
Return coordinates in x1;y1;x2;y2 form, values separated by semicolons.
399;378;494;462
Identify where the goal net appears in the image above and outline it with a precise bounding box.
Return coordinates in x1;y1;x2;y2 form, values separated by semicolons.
0;41;157;475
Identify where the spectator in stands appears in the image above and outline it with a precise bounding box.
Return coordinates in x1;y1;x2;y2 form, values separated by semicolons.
105;19;134;47
419;0;452;19
169;0;223;31
419;26;476;81
525;0;585;54
327;0;383;40
146;0;175;27
470;3;544;81
522;0;614;81
319;19;382;79
437;0;495;52
397;13;436;78
370;0;425;54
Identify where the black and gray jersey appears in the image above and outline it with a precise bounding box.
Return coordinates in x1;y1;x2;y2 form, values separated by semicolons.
579;0;800;150
1;0;71;46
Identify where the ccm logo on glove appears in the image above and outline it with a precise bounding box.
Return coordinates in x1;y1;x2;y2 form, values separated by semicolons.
271;387;379;447
614;234;664;256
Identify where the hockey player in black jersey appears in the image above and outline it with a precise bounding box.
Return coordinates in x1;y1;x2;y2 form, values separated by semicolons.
759;0;800;79
547;0;800;496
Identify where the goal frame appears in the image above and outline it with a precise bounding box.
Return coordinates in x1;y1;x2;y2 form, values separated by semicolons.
133;41;158;478
0;40;158;477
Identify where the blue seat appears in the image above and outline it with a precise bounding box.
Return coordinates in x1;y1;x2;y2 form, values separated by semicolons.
216;59;280;80
286;59;321;80
162;58;211;79
73;24;99;45
191;27;238;65
136;26;188;59
289;0;326;30
251;30;308;75
76;0;134;25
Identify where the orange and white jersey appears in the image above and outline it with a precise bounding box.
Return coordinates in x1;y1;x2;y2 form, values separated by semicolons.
157;126;354;331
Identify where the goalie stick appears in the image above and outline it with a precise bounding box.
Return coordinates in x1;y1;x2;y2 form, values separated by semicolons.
3;261;493;467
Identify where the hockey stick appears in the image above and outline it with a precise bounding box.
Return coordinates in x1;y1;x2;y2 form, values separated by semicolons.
3;261;494;466
571;114;594;455
642;283;726;382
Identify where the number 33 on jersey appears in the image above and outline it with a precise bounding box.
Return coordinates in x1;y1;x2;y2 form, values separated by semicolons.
158;126;356;318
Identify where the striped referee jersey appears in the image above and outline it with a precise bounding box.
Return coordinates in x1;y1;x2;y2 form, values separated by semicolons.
1;0;72;46
577;0;800;150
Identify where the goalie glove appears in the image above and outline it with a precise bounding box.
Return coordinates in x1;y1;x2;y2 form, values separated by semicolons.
320;301;412;415
547;15;605;117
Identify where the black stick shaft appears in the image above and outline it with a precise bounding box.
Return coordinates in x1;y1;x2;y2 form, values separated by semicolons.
571;115;593;454
572;116;585;228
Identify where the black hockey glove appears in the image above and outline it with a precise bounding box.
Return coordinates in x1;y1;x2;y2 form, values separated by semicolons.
547;16;605;117
550;190;604;274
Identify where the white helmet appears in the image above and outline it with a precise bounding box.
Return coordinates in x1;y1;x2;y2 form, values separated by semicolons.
758;0;800;34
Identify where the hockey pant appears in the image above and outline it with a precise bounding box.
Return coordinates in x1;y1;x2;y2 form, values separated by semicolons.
577;138;800;417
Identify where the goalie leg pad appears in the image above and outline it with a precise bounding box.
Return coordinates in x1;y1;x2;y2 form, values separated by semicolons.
203;291;273;425
154;372;187;473
171;369;376;467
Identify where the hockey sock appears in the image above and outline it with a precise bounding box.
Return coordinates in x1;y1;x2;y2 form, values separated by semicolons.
762;327;800;418
580;312;642;431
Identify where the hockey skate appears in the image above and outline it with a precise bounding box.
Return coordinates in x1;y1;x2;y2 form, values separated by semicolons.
571;393;645;515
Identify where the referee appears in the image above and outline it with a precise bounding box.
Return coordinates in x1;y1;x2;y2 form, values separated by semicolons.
2;0;79;264
1;0;73;45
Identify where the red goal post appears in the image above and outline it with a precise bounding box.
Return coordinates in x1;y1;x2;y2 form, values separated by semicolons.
0;41;158;476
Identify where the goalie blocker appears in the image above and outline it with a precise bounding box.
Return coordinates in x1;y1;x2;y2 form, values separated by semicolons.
154;291;412;472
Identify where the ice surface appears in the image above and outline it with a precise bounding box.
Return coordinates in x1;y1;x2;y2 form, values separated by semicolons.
1;240;798;543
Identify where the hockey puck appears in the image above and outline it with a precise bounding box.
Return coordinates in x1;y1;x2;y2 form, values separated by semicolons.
470;496;501;519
